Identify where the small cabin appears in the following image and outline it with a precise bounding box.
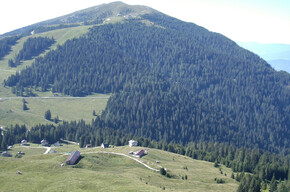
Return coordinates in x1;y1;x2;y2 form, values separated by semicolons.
41;139;49;146
101;143;109;148
128;140;138;147
66;150;80;165
17;151;25;155
54;141;61;147
1;151;11;157
132;149;145;158
21;139;28;146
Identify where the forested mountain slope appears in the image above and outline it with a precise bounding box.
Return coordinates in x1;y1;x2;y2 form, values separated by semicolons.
3;3;290;153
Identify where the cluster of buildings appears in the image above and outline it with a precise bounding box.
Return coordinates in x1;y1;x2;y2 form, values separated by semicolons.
2;138;146;166
20;139;61;147
65;140;144;165
128;140;147;158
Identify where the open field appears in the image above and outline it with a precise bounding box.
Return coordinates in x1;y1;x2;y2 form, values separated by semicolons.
0;143;239;192
0;94;109;127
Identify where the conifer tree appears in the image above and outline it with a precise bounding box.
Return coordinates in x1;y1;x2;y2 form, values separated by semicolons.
44;110;51;120
22;103;28;110
269;175;277;192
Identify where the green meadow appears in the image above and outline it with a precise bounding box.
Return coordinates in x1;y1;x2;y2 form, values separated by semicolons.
0;144;239;192
0;95;109;127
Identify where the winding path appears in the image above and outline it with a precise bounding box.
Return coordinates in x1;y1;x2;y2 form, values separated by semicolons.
19;145;52;154
82;151;160;172
43;147;51;154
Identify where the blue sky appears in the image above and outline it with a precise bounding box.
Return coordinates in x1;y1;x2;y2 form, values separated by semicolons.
1;0;290;44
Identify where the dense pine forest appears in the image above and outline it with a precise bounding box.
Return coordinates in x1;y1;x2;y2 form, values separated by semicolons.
0;36;21;59
8;36;55;67
5;17;290;153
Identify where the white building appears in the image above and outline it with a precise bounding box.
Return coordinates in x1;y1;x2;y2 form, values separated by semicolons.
101;143;109;148
128;140;138;147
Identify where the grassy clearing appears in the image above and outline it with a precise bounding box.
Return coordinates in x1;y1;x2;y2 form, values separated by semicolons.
0;94;109;127
0;144;239;192
0;70;15;97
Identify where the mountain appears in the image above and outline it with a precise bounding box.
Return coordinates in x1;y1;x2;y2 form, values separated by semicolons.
238;42;290;73
1;2;290;154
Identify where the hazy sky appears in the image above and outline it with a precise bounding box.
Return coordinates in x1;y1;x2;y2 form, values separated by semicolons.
1;0;290;44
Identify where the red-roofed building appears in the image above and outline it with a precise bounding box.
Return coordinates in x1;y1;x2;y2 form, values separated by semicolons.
133;149;145;158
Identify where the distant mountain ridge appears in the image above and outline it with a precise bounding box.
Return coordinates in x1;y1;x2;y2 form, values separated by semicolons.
238;42;290;73
1;2;290;153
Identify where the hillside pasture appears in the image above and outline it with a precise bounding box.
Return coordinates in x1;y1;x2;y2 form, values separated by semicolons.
0;145;239;192
0;95;109;127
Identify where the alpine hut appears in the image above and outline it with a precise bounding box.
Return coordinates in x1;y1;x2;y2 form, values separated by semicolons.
66;150;80;165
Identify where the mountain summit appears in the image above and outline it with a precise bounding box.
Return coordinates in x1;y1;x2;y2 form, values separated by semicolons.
1;1;156;37
2;2;290;153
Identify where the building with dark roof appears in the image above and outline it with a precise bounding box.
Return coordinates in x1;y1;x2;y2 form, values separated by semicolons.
41;139;49;146
21;139;28;146
1;151;11;157
54;141;61;147
66;150;80;165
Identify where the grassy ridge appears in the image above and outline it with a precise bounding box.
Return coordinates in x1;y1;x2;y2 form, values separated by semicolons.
0;144;238;192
